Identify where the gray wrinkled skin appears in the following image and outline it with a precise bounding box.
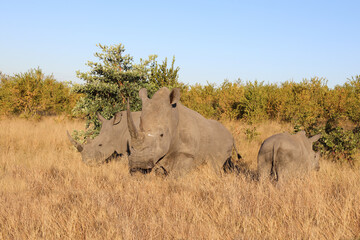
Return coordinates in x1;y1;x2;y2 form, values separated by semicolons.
67;111;141;166
257;131;321;181
127;87;241;177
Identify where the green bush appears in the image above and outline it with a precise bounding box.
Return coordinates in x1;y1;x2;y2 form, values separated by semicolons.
180;83;220;119
217;80;245;120
0;68;78;118
343;75;360;123
304;119;360;165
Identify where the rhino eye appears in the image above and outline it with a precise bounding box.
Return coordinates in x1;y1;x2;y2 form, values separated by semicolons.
160;133;164;138
99;144;102;147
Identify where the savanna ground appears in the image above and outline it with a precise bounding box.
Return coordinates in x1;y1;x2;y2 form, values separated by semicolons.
0;117;359;239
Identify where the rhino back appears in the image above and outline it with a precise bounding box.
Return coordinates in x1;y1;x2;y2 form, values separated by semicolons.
176;104;233;161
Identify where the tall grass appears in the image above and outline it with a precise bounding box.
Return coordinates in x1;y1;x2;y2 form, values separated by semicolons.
0;117;359;239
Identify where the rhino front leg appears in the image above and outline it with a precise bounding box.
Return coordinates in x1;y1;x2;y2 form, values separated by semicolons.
153;165;168;176
160;153;195;178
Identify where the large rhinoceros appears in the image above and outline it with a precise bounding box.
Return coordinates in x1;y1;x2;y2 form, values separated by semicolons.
126;87;241;176
67;111;141;166
257;131;321;181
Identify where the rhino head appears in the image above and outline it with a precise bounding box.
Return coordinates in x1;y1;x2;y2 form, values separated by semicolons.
67;112;131;166
296;131;321;172
127;87;180;172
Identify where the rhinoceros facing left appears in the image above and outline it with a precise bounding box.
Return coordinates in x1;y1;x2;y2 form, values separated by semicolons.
67;111;141;166
257;131;321;181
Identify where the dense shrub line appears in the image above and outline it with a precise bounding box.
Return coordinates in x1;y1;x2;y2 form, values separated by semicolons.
181;76;360;126
0;68;79;118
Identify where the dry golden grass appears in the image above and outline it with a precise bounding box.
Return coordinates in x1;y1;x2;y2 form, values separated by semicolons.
0;117;359;239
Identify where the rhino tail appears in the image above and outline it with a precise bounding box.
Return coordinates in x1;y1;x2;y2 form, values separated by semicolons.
272;142;279;181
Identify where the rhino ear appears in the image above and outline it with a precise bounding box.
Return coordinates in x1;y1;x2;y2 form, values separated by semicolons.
309;134;321;143
170;88;180;105
139;88;148;102
113;112;122;125
296;130;306;136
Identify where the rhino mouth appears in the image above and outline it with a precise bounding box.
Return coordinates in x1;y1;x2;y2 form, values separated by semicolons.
85;152;123;166
105;151;123;163
129;154;166;175
130;168;152;175
155;154;166;165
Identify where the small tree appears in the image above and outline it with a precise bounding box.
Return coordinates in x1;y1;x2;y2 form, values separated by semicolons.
148;56;180;89
71;43;180;138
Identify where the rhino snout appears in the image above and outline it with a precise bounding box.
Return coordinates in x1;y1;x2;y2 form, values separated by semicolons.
82;152;107;166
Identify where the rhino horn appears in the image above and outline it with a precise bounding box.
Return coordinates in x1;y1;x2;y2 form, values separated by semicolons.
139;88;148;103
66;130;83;152
97;113;107;123
127;99;138;139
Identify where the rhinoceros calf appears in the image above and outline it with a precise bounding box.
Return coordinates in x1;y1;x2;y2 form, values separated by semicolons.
257;131;321;181
67;111;141;166
126;87;241;176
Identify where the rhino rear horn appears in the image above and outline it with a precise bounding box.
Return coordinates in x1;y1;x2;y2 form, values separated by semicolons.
127;99;138;139
67;130;83;152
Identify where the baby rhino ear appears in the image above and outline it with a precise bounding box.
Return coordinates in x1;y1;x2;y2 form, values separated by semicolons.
296;131;306;136
170;88;180;105
309;134;321;143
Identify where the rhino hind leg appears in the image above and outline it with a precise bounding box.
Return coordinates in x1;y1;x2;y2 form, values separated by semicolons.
257;152;273;182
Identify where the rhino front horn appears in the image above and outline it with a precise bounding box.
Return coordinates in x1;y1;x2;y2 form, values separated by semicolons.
66;130;83;152
127;99;138;139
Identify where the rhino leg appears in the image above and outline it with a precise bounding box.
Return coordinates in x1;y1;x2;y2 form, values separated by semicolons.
153;165;168;176
257;152;273;182
161;153;195;178
208;155;231;175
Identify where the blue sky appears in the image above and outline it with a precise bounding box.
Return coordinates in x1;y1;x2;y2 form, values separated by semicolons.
1;0;359;88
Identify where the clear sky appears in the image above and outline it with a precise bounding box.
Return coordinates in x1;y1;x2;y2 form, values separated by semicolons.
1;0;359;88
